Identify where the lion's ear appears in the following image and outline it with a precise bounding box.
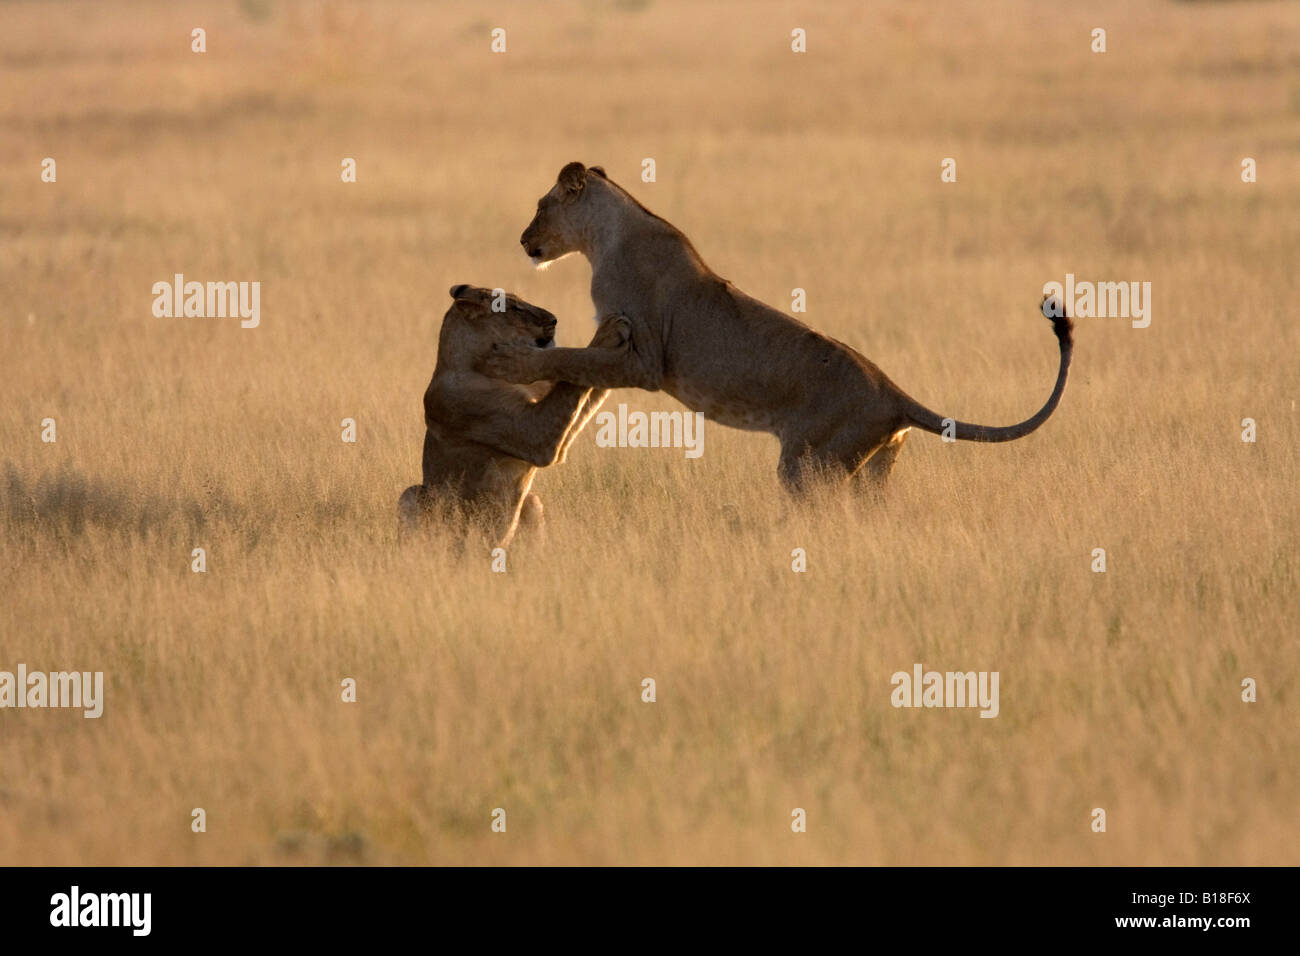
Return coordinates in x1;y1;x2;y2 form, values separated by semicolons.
450;284;489;305
558;161;588;199
449;285;489;314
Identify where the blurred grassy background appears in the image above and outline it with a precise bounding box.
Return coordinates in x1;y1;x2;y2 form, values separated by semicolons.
0;0;1297;864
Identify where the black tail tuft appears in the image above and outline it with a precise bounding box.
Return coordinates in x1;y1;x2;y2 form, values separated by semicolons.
1041;293;1074;348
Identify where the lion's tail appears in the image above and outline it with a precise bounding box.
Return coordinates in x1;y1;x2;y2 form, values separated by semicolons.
901;294;1074;443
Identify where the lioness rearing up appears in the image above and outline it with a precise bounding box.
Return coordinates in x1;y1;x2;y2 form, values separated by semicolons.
400;285;629;546
483;162;1073;493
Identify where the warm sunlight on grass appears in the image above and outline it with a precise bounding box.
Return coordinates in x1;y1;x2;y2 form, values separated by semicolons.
1;0;1296;864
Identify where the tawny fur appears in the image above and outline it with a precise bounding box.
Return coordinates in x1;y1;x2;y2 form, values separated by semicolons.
400;284;629;545
483;162;1073;493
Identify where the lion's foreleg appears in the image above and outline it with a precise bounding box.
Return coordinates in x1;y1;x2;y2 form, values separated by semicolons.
556;389;609;462
484;314;661;392
515;492;545;542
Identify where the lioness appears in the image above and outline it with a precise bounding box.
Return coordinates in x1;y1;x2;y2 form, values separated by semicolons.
483;162;1073;492
399;284;629;546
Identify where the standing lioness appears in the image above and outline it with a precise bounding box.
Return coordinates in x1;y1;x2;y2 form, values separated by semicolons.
400;285;628;546
483;162;1073;492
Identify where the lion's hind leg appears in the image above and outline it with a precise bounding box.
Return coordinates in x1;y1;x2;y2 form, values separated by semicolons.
777;444;855;496
856;428;910;487
780;419;911;498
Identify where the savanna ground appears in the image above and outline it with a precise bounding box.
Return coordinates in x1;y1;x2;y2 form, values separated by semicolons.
1;0;1297;866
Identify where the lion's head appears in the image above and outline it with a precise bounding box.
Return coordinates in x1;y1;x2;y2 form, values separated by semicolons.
519;162;608;267
440;285;558;359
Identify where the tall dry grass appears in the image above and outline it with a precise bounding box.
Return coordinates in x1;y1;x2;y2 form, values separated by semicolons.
0;0;1296;864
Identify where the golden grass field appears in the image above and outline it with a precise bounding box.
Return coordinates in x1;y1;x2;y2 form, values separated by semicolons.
1;0;1297;865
